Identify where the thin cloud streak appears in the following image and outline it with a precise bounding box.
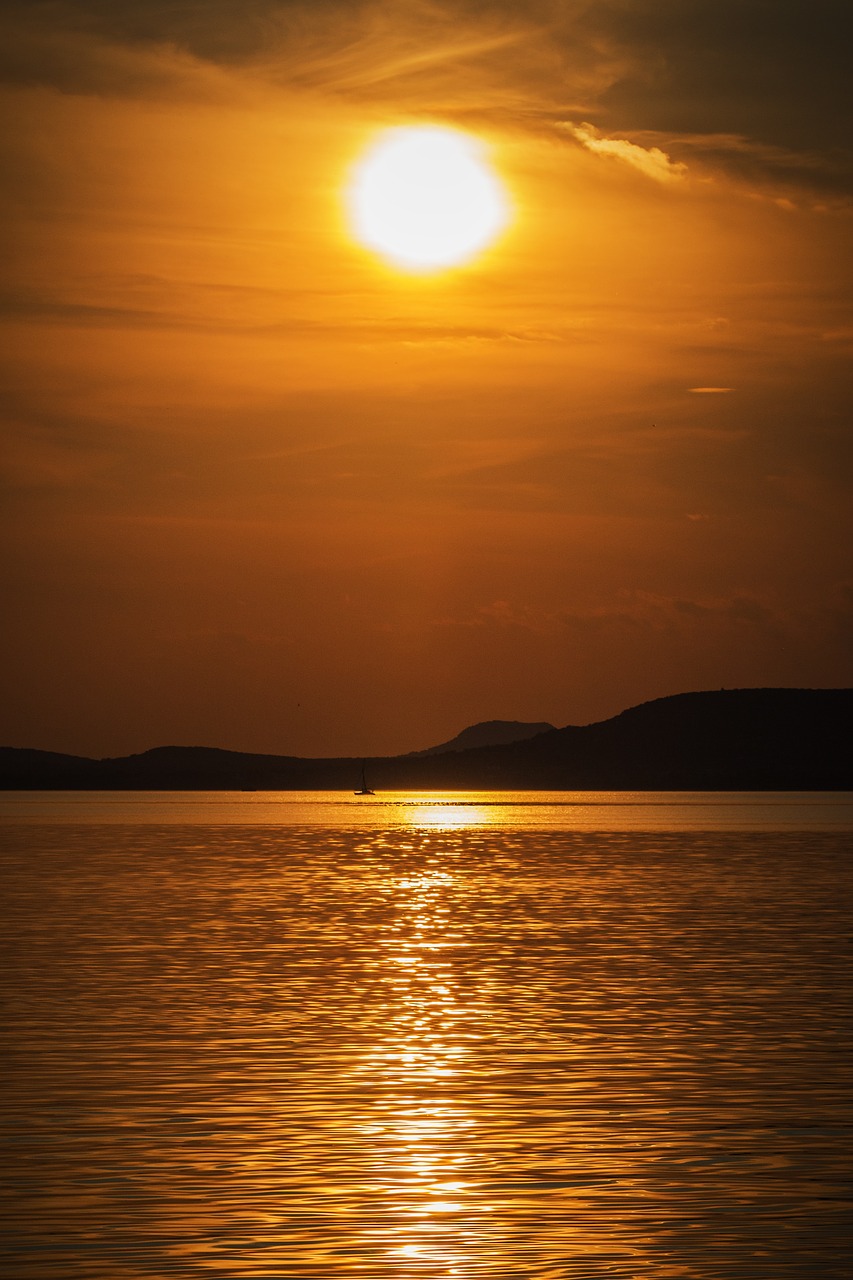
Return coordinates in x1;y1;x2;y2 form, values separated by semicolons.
564;122;687;183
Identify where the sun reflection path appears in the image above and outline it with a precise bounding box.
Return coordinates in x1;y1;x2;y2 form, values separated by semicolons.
356;858;486;1273
404;801;491;830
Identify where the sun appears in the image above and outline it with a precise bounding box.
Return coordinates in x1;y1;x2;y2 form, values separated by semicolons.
348;126;509;273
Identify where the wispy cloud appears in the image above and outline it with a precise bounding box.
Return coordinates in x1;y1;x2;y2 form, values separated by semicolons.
1;1;850;195
564;121;687;182
430;589;786;638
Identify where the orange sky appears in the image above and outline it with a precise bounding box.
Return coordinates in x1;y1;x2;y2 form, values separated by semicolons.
1;0;851;757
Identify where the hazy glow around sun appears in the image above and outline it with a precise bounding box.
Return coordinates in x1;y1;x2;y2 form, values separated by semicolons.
348;126;509;272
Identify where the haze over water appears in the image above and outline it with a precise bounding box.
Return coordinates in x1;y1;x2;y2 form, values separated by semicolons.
2;792;852;1277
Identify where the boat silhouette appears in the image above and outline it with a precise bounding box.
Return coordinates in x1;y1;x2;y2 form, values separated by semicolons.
354;763;375;795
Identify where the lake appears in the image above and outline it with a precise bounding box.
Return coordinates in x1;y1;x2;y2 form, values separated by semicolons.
2;791;851;1277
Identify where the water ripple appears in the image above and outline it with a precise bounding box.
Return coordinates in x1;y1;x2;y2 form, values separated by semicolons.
1;822;851;1277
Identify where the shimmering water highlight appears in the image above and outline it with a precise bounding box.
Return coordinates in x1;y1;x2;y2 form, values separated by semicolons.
1;802;851;1277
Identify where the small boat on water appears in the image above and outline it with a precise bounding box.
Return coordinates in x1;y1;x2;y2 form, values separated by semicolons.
354;763;375;796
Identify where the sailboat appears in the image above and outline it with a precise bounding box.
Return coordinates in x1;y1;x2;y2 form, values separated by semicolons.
354;763;375;796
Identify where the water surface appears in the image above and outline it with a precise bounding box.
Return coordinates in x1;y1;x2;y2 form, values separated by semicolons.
1;793;851;1277
2;788;851;828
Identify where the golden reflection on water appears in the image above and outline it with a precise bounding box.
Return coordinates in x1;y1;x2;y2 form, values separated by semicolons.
2;821;852;1277
365;859;479;1273
404;801;493;829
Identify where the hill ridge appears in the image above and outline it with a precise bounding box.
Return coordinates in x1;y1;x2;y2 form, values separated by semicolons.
1;687;849;790
407;718;556;756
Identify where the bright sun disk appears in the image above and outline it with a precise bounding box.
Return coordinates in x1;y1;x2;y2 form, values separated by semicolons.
348;126;509;272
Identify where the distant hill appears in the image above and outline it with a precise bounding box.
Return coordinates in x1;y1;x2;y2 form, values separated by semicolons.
408;719;555;756
1;688;850;790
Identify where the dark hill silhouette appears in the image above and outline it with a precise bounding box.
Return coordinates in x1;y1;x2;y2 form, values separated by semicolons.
1;688;850;790
408;719;555;756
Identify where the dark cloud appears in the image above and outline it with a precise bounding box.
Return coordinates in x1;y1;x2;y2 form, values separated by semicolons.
0;13;216;98
0;0;297;62
584;0;853;193
592;0;852;149
2;0;850;191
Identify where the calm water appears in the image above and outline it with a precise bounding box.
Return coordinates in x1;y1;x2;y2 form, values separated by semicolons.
2;792;852;1278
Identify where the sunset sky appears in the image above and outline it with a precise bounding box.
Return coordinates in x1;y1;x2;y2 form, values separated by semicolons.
1;0;851;758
